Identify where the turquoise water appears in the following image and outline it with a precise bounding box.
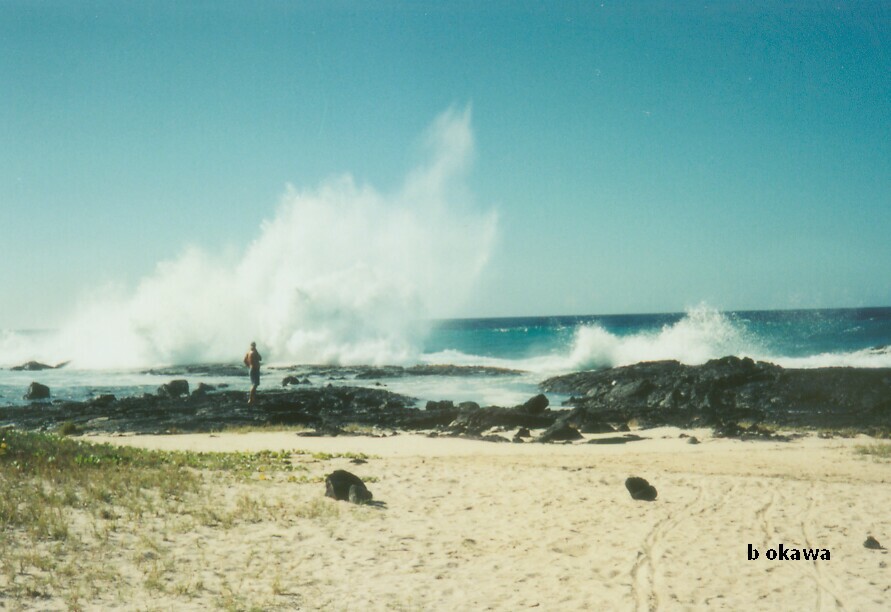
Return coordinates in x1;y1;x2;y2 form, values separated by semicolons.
424;306;891;369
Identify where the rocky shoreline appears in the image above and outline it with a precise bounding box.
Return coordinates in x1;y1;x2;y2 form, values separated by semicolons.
2;357;890;440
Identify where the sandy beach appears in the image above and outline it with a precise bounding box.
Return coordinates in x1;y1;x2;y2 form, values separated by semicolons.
15;428;874;611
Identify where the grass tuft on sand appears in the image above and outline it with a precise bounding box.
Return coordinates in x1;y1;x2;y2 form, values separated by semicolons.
855;443;891;460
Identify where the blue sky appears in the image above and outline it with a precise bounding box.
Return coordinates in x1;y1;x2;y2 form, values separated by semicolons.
2;1;889;329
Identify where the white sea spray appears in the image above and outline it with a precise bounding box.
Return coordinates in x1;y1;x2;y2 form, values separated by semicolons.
556;305;757;370
1;107;497;369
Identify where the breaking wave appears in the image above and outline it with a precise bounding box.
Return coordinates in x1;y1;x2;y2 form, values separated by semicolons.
563;306;760;370
421;306;891;374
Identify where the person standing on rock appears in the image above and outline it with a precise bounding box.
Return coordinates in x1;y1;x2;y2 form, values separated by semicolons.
244;342;262;405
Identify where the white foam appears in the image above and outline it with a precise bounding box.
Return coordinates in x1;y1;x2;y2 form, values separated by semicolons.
1;107;497;369
769;347;891;369
556;305;759;371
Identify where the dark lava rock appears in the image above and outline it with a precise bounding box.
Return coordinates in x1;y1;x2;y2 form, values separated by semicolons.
282;376;306;387
190;383;215;399
537;421;583;443
448;395;565;436
89;394;116;407
587;434;647;445
561;407;617;434
426;400;455;412
521;394;549;415
864;536;885;550
540;356;891;431
349;484;373;504
713;422;788;441
625;476;658;501
157;379;190;399
325;470;372;503
477;433;512;443
296;423;345;437
24;382;50;400
0;384;430;436
11;361;57;371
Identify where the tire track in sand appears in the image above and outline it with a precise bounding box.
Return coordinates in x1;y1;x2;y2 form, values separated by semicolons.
801;488;848;611
630;480;715;612
755;484;777;550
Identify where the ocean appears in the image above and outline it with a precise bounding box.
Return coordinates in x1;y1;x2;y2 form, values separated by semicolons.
1;306;890;409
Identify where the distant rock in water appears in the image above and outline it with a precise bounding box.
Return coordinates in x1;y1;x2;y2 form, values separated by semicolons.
281;375;310;387
11;360;68;371
24;382;50;401
143;364;246;377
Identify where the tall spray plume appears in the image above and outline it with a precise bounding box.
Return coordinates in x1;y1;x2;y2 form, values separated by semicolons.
26;107;497;369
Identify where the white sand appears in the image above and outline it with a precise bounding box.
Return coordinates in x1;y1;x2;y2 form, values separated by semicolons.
33;430;891;610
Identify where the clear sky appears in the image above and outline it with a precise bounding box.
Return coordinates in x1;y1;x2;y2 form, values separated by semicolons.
2;1;889;330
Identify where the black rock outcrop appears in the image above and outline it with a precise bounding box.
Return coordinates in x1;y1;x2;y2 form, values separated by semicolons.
541;356;891;431
3;357;890;440
537;421;583;443
0;385;438;435
447;397;565;436
157;379;190;399
24;382;50;401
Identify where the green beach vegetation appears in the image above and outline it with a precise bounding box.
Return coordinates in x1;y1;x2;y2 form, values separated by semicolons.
0;428;373;610
855;443;891;460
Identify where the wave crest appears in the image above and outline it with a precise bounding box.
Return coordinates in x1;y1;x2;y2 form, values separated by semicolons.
566;306;759;370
